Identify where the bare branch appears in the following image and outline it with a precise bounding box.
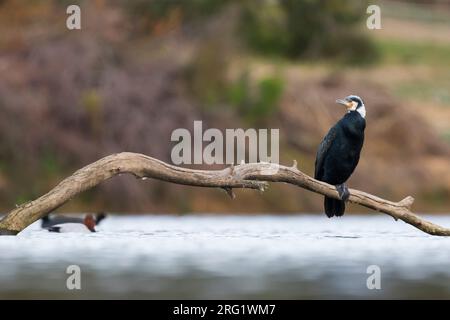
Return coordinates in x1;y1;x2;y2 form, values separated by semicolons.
230;162;450;236
1;152;449;236
0;153;266;234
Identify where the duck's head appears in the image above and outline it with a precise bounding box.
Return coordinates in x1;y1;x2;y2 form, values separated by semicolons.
336;95;366;118
84;214;96;232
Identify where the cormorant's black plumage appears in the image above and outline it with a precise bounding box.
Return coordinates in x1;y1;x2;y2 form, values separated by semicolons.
314;95;366;217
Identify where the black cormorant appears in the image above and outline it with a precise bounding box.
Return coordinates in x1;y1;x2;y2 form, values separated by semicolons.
314;95;366;217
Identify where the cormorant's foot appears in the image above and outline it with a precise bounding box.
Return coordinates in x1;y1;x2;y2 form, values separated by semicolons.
336;184;350;202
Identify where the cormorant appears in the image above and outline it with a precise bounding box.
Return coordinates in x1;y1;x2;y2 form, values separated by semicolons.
314;95;366;217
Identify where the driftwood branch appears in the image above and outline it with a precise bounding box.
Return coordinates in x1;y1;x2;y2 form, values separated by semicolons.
0;152;449;236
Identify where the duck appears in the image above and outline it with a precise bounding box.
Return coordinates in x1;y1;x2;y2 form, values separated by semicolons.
46;214;97;233
41;212;106;229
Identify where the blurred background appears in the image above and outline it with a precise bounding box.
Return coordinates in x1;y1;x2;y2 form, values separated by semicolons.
0;0;449;214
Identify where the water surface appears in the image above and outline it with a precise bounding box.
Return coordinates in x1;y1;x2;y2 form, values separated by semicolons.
1;214;450;299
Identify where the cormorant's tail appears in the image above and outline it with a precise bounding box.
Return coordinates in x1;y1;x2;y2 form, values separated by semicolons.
324;196;345;218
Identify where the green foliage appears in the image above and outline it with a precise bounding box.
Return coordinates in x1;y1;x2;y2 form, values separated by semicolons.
123;0;379;63
227;72;250;107
239;1;290;57
255;76;284;118
227;72;284;124
240;0;378;64
186;46;284;124
40;151;62;176
376;39;450;66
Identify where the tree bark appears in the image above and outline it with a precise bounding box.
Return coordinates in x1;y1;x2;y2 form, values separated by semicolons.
0;152;448;236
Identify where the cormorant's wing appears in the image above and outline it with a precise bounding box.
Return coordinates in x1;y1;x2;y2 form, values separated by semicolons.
314;126;337;180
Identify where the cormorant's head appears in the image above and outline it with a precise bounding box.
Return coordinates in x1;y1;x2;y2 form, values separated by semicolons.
336;95;366;118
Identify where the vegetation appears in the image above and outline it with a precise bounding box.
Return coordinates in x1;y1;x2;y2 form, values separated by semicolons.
228;73;284;125
240;0;378;64
376;39;450;66
0;0;448;213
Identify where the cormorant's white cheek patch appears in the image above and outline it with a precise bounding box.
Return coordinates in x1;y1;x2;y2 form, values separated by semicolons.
357;105;366;118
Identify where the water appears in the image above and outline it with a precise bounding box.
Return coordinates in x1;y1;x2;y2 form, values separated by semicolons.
1;214;450;299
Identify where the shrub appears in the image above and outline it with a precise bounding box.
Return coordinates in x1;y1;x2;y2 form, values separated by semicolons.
240;0;378;64
228;72;284;125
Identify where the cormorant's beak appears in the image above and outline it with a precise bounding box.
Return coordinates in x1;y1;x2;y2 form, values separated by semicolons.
336;98;352;110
